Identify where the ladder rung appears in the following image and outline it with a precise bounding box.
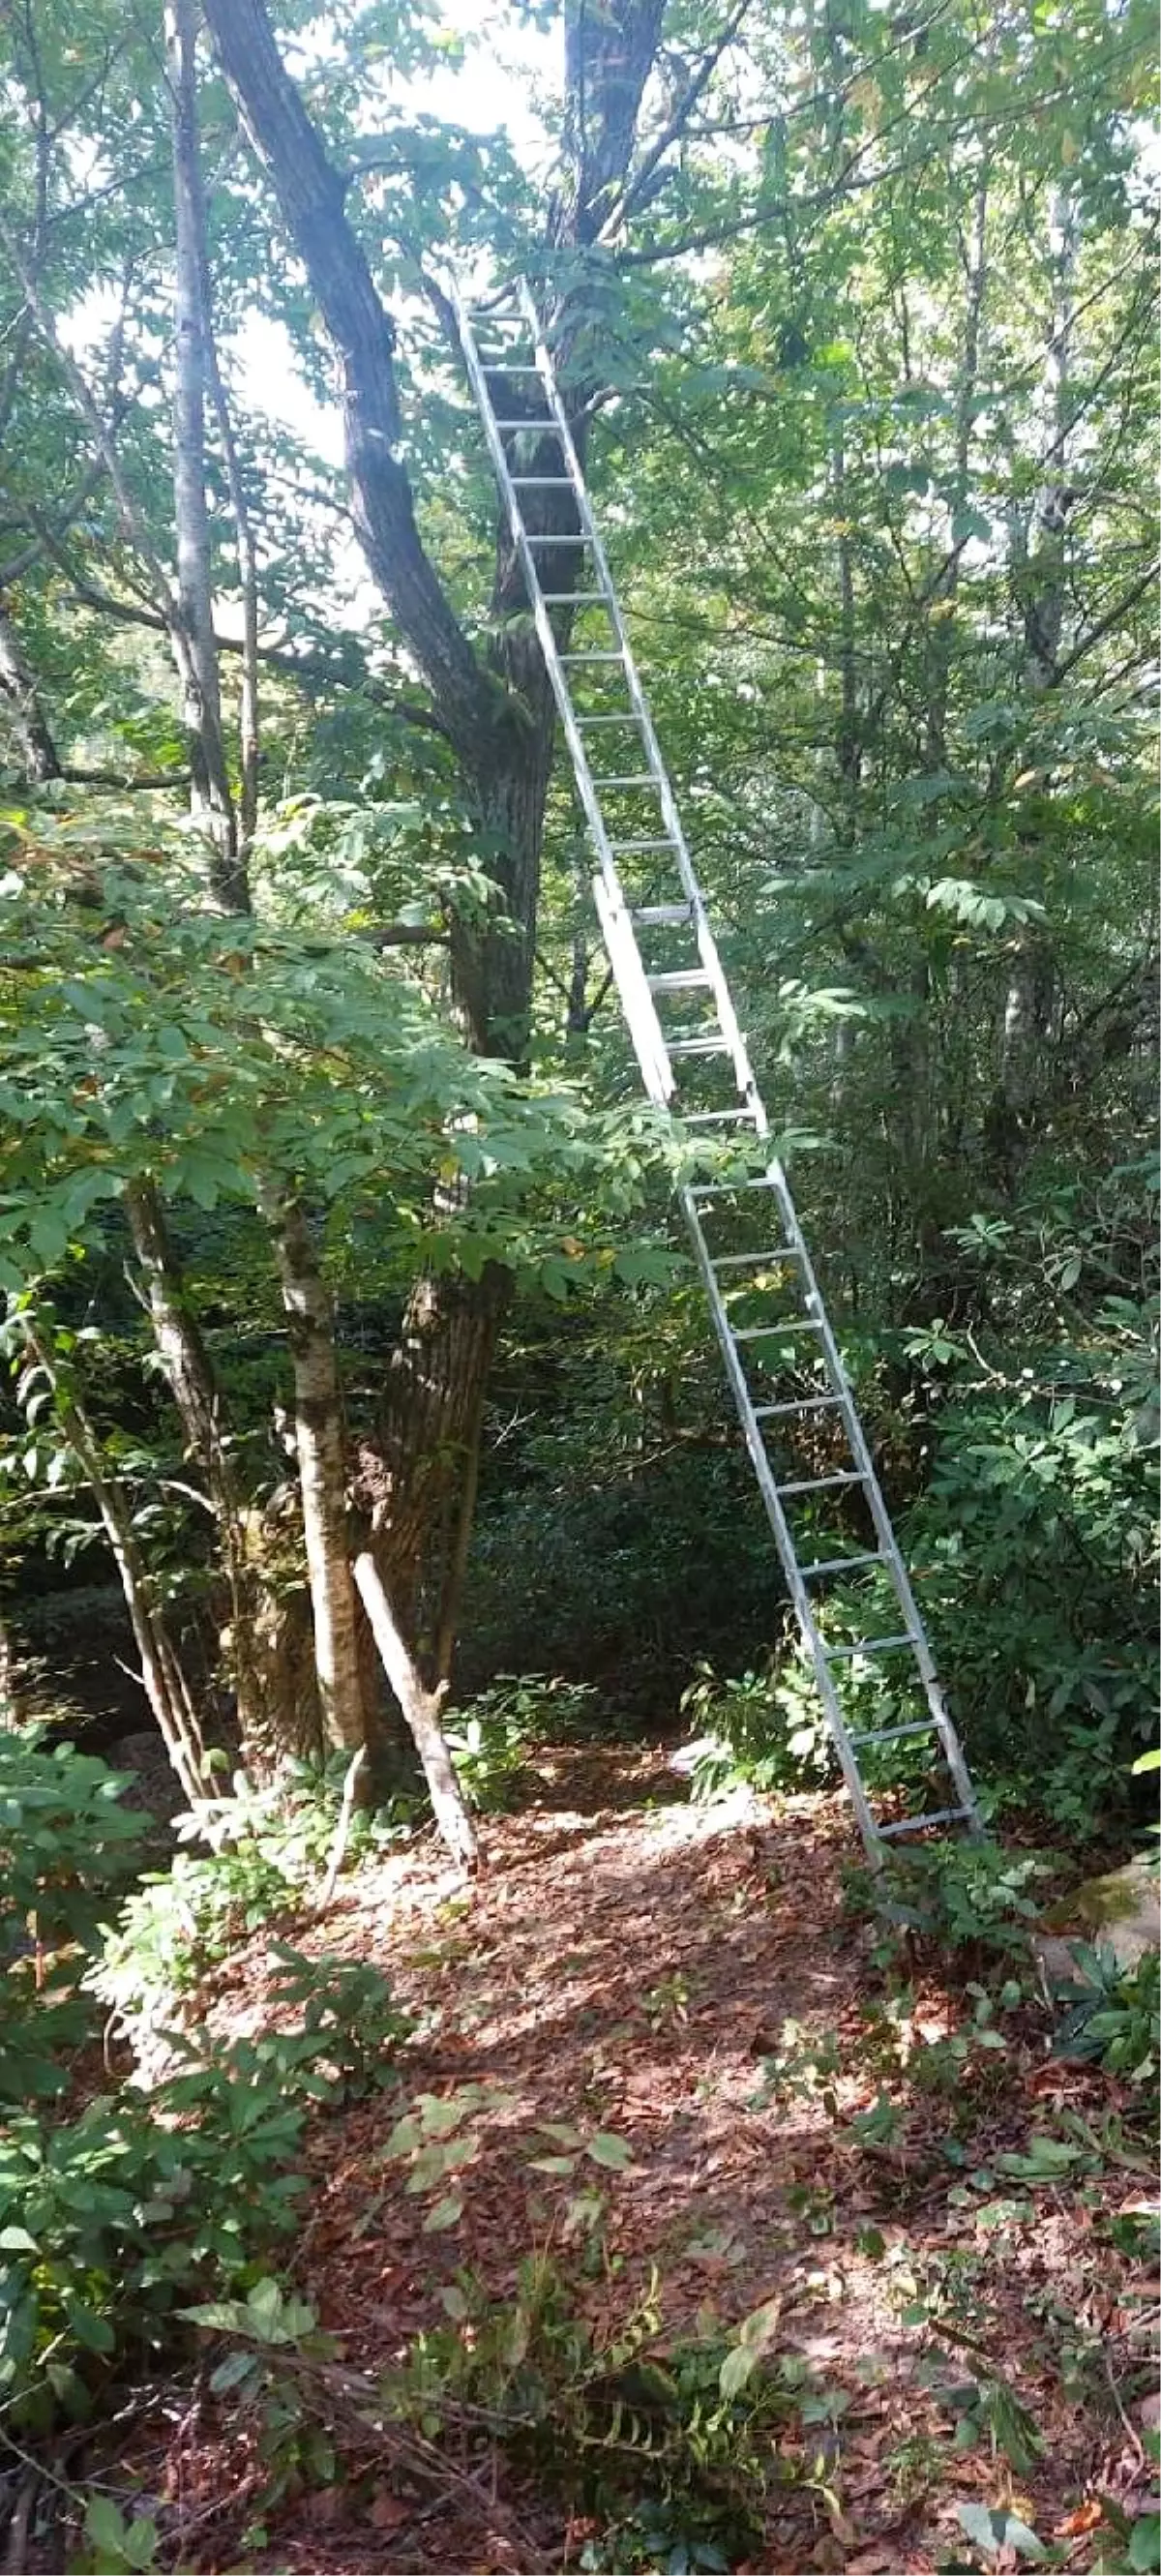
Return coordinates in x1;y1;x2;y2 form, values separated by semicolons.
733;1317;824;1339
593;775;657;789
877;1807;972;1841
609;837;673;852
647;970;712;993
560;651;624;664
681;1108;759;1126
511;475;574;487
524;534;590;546
799;1550;882;1578
542;591;606;604
576;711;639;724
492;414;557;428
753;1395;843;1420
711;1246;799;1268
689;1177;780;1199
822;1632;912;1661
776;1470;865;1496
848;1720;936;1750
633;904;693;923
668;1035;732;1058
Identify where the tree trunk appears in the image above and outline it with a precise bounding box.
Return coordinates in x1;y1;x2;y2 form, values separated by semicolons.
1020;186;1079;694
351;1552;477;1868
164;0;246;908
362;1263;507;1679
0;600;62;783
23;1326;205;1804
925;168;989;767
262;1191;366;1754
123;1177;276;1769
0;1618;21;1729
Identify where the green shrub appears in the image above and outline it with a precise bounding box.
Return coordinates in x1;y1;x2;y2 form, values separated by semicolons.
0;2053;308;2429
677;1657;834;1802
91;1755;415;2037
263;1944;410;2098
895;1383;1158;1833
92;1841;301;2035
0;1730;147;1951
0;1732;149;2103
0;1951;408;2429
849;1839;1050;1962
1051;1943;1160;2089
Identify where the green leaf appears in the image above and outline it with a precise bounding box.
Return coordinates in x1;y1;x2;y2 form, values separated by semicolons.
583;2132;635;2171
422;2192;464;2232
1130;2513;1161;2572
956;2502;1046;2561
0;2225;39;2253
124;2513;161;2571
718;2345;758;2400
62;2296;116;2354
179;2298;249;2332
83;2497;129;2557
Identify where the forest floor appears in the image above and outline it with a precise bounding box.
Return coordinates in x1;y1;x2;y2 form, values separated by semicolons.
149;1746;1158;2575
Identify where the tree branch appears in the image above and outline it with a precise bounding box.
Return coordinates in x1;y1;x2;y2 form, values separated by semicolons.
599;0;754;241
200;0;492;763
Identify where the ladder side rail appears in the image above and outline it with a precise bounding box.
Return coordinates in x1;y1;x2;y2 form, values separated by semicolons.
452;288;660;983
512;285;762;1123
759;1169;982;1828
680;1186;883;1859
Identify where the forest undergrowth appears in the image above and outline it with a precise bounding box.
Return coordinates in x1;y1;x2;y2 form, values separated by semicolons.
3;1731;1156;2576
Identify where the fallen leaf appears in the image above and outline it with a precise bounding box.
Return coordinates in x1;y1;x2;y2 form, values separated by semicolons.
368;2488;410;2532
1053;2501;1103;2537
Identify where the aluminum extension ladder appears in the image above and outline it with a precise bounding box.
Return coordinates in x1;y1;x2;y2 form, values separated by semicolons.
453;275;981;1865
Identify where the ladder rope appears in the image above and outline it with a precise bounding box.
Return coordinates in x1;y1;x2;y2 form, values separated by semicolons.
452;274;982;1866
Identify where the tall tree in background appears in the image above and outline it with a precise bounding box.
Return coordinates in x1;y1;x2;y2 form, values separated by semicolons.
197;0;705;1682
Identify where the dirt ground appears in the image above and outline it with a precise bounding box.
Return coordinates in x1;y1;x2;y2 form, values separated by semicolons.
143;1750;1158;2574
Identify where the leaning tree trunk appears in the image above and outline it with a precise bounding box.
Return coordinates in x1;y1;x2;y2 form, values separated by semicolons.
352;1553;477;1867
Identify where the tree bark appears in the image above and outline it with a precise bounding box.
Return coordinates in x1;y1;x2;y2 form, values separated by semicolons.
925;167;989;767
164;0;246;908
123;1178;277;1768
361;1263;507;1676
0;599;62;783
262;1192;366;1755
352;1552;477;1868
22;1325;205;1805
